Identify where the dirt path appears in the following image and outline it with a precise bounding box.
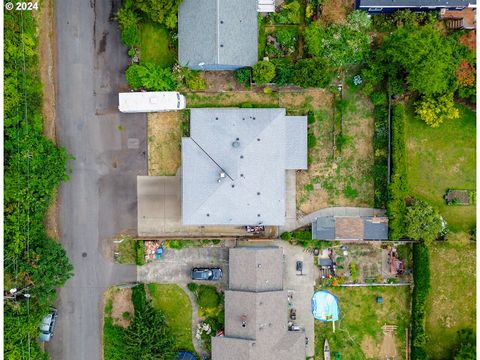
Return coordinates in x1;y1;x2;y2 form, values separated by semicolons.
36;0;60;240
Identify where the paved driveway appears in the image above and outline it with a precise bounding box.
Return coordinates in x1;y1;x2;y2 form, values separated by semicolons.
48;1;146;359
277;241;316;357
137;247;229;287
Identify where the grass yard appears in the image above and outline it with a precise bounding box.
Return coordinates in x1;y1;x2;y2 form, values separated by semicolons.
296;84;375;213
425;243;476;359
148;112;183;176
139;22;176;68
315;287;411;359
406;103;476;233
148;284;195;353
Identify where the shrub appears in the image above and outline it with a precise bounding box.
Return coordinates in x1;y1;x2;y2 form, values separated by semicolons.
116;6;140;47
234;67;252;86
346;10;372;32
253;60;276;85
197;285;221;309
292;58;331;88
122;311;131;320
274;0;302;24
416;93;460;128
280;232;292;240
370;91;388;106
134;240;145;265
336;134;351;151
131;284;147;314
411;243;430;359
304;183;314;191
187;282;198;293
373;105;389;208
344;184;359;199
405;200;444;244
271;58;294;85
125;64;144;90
291;230;312;240
186;74;206;90
307;111;315;124
307;131;317;149
388;104;408;240
350;263;358;282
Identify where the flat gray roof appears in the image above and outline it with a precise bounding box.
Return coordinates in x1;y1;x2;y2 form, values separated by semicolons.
312;216;389;240
178;0;259;70
182;108;307;226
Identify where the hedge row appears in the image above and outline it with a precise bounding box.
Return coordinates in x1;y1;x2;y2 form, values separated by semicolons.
411;243;431;359
373;105;389;208
387;104;408;239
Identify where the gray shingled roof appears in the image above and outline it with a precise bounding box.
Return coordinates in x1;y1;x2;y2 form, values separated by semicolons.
178;0;258;70
357;0;475;8
312;216;389;240
229;247;284;292
182;108;307;226
211;247;306;360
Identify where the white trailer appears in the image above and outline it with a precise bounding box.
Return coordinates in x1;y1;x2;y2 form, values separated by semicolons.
118;91;186;113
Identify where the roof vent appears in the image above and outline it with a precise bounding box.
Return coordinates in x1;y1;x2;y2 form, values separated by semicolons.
217;172;226;183
232;140;240;148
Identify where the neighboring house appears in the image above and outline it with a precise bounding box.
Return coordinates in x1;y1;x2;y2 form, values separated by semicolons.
439;8;476;29
178;0;258;70
312;216;388;240
182;108;307;226
356;0;476;13
211;247;307;360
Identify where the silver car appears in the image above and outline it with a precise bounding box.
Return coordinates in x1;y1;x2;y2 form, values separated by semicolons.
39;308;58;342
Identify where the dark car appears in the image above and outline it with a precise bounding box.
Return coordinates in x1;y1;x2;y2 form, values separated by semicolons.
39;308;58;342
191;268;223;281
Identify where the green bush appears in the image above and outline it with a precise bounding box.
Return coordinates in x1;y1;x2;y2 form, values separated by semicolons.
186;74;206;90
344;184;359;199
280;232;292;240
131;284;147;314
292;58;331;88
134;241;145;265
370;91;388;106
291;230;312;240
336;134;351;152
234;67;252;86
307;131;317;149
187;282;198;293
197;285;220;309
125;64;144;90
411;243;430;359
273;0;302;24
271;58;294;85
116;5;140;47
253;60;276;85
373;105;389;208
388;104;408;240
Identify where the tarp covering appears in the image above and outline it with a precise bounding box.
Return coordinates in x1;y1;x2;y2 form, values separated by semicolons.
176;352;197;360
311;290;340;322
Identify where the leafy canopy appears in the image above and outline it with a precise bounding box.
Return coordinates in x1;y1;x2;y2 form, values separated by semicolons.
253;60;276;85
405;200;444;244
416;93;460;128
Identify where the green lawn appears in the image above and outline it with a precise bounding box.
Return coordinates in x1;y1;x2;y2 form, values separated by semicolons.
406;103;476;233
315;287;411;359
139;22;176;68
148;284;195;353
425;243;476;359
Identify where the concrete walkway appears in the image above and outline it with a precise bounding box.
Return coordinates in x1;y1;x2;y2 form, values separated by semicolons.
280;207;387;232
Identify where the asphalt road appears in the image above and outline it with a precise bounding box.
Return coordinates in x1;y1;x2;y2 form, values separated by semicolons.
47;0;147;359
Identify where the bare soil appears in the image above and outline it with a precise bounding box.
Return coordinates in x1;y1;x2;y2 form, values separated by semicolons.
361;335;379;359
110;288;134;328
379;330;398;359
201;71;247;92
319;0;355;25
148;112;182;176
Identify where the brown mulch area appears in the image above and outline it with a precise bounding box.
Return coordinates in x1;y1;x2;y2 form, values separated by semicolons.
459;30;476;52
201;71;248;92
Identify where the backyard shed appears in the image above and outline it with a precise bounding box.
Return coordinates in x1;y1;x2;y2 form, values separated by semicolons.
312;216;389;241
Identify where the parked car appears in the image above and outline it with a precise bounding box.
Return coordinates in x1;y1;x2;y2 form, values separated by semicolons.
39;308;58;342
191;267;223;281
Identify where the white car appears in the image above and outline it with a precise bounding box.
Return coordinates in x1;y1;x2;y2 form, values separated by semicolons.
39;308;58;342
118;91;186;113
